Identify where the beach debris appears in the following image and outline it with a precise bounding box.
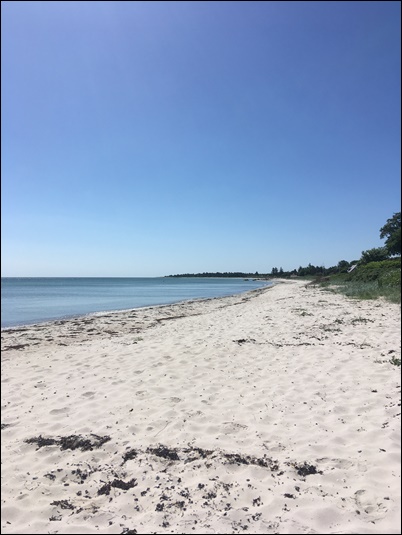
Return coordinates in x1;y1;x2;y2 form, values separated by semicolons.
59;434;111;451
223;452;279;470
98;478;138;496
182;446;214;462
122;448;139;464
50;499;75;510
233;338;256;345
122;444;279;471
293;462;323;477
17;438;337;532
147;445;180;461
25;436;59;448
25;433;111;451
71;467;94;483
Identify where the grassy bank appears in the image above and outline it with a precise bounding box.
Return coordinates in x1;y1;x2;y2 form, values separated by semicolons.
321;258;401;303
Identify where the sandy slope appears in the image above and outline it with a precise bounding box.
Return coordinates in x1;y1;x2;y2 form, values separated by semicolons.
1;280;400;534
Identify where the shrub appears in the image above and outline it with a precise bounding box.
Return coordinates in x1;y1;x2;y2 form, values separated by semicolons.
350;259;401;282
324;258;400;303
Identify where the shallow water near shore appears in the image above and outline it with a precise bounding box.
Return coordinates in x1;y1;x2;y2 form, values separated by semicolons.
1;277;271;328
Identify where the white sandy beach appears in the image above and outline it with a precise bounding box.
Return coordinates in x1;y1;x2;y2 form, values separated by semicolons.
1;279;401;534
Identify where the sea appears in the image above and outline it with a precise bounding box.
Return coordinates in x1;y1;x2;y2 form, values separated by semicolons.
1;277;272;329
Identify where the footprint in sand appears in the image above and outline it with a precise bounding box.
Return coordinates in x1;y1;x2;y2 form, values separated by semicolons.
354;489;389;519
49;407;69;415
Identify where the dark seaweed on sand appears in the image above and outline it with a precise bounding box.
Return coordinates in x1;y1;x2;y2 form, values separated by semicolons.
25;434;111;451
25;436;59;448
223;452;279;470
146;445;180;461
98;478;138;496
293;462;323;477
50;499;75;510
59;434;110;451
183;446;214;462
122;448;139;464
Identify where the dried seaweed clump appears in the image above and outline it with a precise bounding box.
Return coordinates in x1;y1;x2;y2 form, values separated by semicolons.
293;462;323;477
146;445;180;461
25;433;111;451
98;478;138;496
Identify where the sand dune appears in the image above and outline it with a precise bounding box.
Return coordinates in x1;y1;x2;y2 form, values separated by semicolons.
1;280;400;534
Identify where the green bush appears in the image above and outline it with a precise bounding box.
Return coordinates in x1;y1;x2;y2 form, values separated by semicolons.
379;269;401;287
350;259;401;282
324;258;401;303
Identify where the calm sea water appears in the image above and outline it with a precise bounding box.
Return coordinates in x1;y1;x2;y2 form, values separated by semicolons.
1;277;271;329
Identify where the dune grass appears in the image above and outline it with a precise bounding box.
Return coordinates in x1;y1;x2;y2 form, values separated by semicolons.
325;279;400;303
321;259;401;304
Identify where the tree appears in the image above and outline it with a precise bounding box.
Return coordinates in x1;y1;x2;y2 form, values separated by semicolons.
380;212;401;256
360;247;388;264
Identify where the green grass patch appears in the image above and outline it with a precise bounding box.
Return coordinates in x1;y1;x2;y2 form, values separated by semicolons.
322;258;401;303
352;259;401;283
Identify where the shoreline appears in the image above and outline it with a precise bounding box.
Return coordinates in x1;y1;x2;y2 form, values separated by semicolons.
1;279;272;331
1;279;400;534
1;284;273;345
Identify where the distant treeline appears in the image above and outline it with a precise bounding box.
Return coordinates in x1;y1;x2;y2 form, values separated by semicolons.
167;212;401;280
166;272;264;278
165;260;390;279
166;264;356;279
166;213;401;305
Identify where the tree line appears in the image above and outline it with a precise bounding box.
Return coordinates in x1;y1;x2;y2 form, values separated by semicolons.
167;212;400;279
270;212;400;278
167;271;262;278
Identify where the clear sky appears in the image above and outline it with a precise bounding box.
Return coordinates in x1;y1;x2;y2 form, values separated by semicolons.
2;1;401;277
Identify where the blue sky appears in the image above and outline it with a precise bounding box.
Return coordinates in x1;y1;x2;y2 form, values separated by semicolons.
2;1;400;276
